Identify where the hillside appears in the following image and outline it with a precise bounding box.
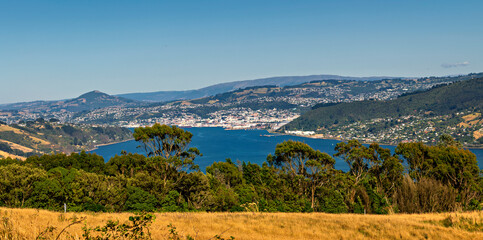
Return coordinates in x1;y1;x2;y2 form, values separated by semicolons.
117;74;399;102
0;90;139;113
1;208;481;240
0;119;132;160
282;77;483;146
2;73;482;129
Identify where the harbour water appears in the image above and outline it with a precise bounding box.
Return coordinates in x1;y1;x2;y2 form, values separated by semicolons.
90;127;483;172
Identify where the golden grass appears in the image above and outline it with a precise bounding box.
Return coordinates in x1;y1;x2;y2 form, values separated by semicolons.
0;150;25;161
0;140;34;153
475;129;483;140
462;113;481;122
0;125;24;134
0;207;481;240
0;125;51;147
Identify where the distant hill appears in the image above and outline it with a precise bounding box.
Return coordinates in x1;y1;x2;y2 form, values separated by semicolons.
117;75;399;102
281;77;483;146
0;90;139;113
283;77;483;130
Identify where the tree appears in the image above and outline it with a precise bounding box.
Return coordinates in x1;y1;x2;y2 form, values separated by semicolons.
106;153;147;177
133;124;202;190
438;134;462;148
267;140;335;209
395;136;481;210
206;159;243;189
367;143;403;197
306;155;335;209
0;164;47;207
334;140;372;186
334;140;401;212
133;123;200;161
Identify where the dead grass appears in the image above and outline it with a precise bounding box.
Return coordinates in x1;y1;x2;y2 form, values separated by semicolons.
0;208;482;240
0;125;51;145
474;129;483;140
462;113;481;122
0;140;34;153
0;150;25;161
0;125;24;134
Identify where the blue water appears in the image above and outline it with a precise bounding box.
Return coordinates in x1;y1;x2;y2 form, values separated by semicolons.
90;127;483;172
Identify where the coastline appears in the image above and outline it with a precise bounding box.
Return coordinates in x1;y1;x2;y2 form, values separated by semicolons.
86;138;134;152
268;130;483;149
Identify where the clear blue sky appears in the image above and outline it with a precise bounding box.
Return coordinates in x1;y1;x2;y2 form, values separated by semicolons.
1;0;482;104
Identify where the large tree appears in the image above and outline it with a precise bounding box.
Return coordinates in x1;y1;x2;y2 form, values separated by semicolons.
396;135;481;208
267;140;335;209
133;124;201;188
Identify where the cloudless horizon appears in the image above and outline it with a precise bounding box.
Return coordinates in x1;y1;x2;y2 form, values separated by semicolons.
1;0;482;104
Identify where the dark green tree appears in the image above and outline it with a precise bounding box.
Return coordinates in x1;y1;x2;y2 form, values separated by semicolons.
267;140;335;209
133;124;202;189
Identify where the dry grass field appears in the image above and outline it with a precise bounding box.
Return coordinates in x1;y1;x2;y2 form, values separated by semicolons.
0;207;481;240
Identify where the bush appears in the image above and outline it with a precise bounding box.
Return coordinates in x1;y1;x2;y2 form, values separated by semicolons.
125;187;158;212
318;188;348;213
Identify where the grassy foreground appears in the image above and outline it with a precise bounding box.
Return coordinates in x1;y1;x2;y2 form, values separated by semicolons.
0;207;481;240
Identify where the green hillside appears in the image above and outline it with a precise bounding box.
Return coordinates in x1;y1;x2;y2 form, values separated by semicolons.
282;77;483;146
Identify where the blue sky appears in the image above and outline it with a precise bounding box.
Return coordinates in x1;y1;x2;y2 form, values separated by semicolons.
1;0;482;103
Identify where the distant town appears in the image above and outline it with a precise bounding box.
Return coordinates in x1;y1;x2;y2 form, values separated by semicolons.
1;74;482;146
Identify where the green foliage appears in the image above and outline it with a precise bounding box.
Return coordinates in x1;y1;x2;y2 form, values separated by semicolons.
0;157;21;166
125;187;158;212
0;126;480;214
0;164;47;207
318;188;348;213
206;159;243;189
26;151;106;174
106;153;147;177
396;135;481;209
133;124;200;164
160;190;185;212
284;77;483;145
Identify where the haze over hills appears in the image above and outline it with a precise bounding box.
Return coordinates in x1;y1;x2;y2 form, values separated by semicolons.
117;75;400;102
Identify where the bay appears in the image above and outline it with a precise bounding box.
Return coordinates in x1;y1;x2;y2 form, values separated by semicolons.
90;127;483;172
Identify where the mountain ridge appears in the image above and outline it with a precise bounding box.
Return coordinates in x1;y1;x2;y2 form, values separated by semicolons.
0;90;138;113
117;74;400;102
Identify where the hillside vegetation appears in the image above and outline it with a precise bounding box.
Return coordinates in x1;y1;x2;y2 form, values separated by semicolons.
0;119;132;159
0;208;481;240
282;77;483;146
0;125;480;215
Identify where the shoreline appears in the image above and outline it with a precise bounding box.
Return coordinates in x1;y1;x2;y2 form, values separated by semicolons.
267;130;483;149
86;138;134;152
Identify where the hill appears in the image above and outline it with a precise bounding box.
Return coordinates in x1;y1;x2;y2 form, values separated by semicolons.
281;77;483;146
1;208;481;240
0;90;139;113
117;74;399;102
2;73;482;129
49;74;479;129
0;120;132;160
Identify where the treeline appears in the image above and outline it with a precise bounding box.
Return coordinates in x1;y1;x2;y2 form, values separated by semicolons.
0;124;480;213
